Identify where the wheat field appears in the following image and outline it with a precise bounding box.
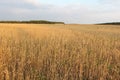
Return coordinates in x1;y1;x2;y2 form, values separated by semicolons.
0;23;120;80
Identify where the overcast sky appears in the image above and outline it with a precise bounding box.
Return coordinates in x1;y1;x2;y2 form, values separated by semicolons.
0;0;120;24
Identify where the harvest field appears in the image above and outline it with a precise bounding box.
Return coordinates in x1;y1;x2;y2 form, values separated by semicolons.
0;23;120;80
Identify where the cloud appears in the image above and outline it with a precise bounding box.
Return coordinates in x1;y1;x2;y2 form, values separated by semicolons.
24;0;40;6
0;0;120;24
0;0;40;8
1;0;39;5
99;0;120;5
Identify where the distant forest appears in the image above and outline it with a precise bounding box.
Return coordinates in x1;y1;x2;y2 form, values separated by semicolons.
98;22;120;25
0;20;65;24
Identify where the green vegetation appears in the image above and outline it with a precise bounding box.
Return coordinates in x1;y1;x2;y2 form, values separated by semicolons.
98;22;120;25
0;20;65;24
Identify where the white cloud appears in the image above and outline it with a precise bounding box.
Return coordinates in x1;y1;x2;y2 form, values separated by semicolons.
1;0;40;7
100;0;120;5
24;0;40;6
0;0;120;24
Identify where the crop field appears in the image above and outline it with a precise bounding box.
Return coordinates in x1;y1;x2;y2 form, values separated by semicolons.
0;23;120;80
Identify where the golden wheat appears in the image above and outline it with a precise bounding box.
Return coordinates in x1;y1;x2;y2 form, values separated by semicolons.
0;23;120;80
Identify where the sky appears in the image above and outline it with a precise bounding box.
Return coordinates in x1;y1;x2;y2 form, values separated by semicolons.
0;0;120;24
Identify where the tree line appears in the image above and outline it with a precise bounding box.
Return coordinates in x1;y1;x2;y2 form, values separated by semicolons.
98;22;120;25
0;20;65;24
